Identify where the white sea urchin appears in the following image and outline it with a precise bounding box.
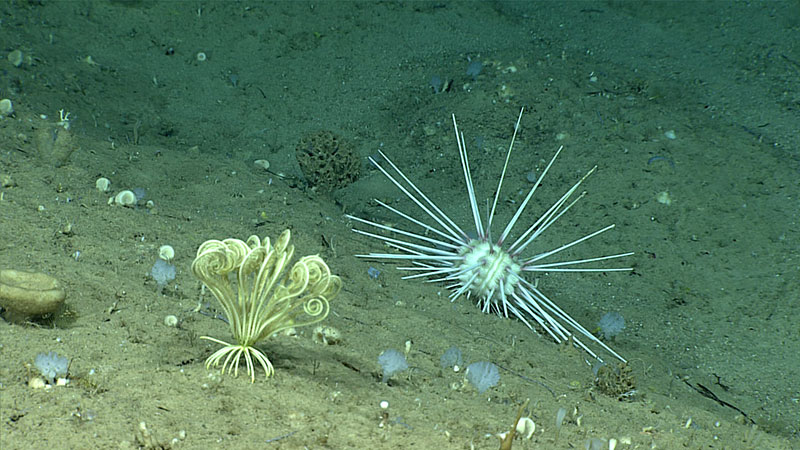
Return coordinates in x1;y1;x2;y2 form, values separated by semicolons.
348;109;633;362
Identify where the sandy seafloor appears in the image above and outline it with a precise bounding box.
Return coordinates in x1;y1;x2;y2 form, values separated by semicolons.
1;1;798;449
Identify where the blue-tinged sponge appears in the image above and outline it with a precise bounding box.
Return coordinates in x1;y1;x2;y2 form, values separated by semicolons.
34;351;69;383
466;361;500;394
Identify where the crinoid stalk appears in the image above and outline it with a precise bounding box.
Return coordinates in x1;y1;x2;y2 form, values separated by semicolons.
347;109;633;362
192;229;341;382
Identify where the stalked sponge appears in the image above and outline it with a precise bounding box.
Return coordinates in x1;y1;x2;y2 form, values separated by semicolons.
440;346;463;370
150;259;176;287
34;351;70;384
378;349;408;383
466;361;500;394
597;312;625;339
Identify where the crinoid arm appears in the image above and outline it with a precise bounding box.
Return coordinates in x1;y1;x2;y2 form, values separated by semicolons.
200;336;276;382
348;109;632;362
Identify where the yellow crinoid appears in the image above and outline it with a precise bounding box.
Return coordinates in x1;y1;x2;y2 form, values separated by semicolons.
191;229;341;382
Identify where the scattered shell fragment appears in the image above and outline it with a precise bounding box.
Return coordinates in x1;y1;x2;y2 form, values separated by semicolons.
95;177;111;192
7;50;23;67
1;174;14;188
0;99;13;115
312;325;342;345
164;315;178;327
60;222;74;236
656;191;672;205
254;159;270;170
158;245;175;261
114;190;136;206
516;417;535;439
664;130;677;140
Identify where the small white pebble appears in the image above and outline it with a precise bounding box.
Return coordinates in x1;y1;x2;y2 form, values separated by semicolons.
379;400;389;409
664;129;677;140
